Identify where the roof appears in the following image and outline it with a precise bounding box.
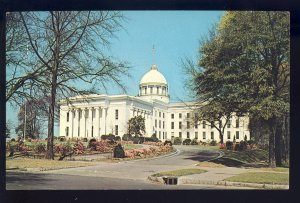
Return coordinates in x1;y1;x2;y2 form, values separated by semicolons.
139;64;167;85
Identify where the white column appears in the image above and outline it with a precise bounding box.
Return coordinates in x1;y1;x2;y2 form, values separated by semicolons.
74;109;78;137
82;108;86;137
69;109;74;138
95;107;100;138
86;108;92;138
102;107;107;135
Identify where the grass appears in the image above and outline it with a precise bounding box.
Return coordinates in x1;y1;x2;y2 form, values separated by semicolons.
6;158;96;171
256;167;289;173
207;149;269;167
123;144;142;150
197;161;225;168
224;172;289;185
152;168;207;177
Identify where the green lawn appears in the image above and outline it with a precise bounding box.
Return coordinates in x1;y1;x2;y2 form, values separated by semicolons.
6;158;96;171
152;168;207;177
225;172;289;185
208;149;269;167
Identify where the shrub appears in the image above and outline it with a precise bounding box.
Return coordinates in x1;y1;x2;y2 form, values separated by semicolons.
133;137;144;144
82;138;88;142
115;136;121;141
210;140;217;146
59;137;66;142
73;141;85;154
122;134;133;141
88;138;97;149
173;137;182;145
34;142;46;153
238;140;247;151
164;140;172;146
219;143;225;149
10;138;16;142
145;137;159;142
190;139;198;145
113;144;125;158
183;138;191;145
226;141;233;150
247;140;256;145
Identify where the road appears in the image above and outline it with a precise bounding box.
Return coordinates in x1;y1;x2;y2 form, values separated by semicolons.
6;145;233;190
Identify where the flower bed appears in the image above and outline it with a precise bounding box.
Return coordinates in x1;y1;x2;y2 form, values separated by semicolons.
124;144;173;159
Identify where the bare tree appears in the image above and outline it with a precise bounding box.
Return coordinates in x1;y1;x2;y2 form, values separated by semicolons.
13;11;130;159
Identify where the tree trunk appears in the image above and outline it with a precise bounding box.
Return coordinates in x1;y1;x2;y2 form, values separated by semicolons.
46;81;56;159
275;118;283;166
268;117;277;168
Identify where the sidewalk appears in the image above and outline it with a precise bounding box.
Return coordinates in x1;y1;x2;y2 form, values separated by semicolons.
148;166;289;189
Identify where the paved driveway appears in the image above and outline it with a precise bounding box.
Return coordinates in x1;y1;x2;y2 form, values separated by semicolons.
6;145;222;190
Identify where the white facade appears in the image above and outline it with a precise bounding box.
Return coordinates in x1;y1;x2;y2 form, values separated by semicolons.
59;64;250;142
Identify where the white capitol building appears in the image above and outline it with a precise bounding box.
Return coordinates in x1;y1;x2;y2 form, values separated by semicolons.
59;64;250;142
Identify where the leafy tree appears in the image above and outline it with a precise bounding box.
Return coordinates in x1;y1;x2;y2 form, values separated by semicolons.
187;11;289;167
15;99;46;139
6;121;12;138
9;11;131;159
127;115;145;137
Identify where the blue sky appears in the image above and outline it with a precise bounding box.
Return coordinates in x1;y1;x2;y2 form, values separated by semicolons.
6;11;224;137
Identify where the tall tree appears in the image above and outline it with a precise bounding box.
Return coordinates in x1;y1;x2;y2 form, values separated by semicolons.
13;11;130;159
127;116;146;137
187;11;290;167
15;99;46;139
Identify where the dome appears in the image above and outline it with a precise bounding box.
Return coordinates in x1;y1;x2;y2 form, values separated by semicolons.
140;64;167;85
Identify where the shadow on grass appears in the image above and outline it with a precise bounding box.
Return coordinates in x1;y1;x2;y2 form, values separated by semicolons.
183;150;221;162
209;157;245;167
6;172;50;184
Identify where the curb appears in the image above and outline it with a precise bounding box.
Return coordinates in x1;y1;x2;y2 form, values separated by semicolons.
148;175;288;189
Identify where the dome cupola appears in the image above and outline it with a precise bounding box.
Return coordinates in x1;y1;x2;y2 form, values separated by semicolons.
138;64;169;103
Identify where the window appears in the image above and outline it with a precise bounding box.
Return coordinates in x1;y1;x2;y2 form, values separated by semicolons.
236;131;239;139
163;132;164;139
187;113;190;118
219;120;222;129
115;109;118;120
179;113;182;118
211;132;214;140
155;111;157;117
211;121;214;127
66;127;69;137
67;112;69;122
187;121;190;129
159;131;161;139
159;120;161;128
150;86;153;94
171;114;174;119
171;122;174;129
227;120;231;128
78;127;80;137
194;113;199;119
79;110;82;119
187;132;190;139
227;131;231;139
195;122;198;129
179;132;182;138
115;125;118;135
155;120;157;127
165;132;167;139
163;113;165;118
159;112;161;117
91;126;94;137
236;118;240;128
203;121;206;129
179;122;182;129
157;86;159;94
163;121;165;129
195;132;198;139
203;132;206;140
171;132;174;137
